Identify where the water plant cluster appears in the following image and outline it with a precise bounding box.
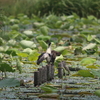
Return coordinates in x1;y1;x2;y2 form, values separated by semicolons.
0;13;100;99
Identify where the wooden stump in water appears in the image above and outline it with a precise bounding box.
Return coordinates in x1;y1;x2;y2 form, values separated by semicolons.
58;62;63;79
46;65;51;81
42;66;47;82
34;64;55;86
38;68;43;85
51;65;54;80
34;71;40;87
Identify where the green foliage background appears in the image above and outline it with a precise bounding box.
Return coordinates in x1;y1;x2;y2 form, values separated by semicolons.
0;0;100;17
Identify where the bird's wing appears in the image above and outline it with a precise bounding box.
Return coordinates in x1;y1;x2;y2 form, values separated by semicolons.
37;53;45;65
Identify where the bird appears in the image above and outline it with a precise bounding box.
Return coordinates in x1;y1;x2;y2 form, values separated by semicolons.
37;41;60;65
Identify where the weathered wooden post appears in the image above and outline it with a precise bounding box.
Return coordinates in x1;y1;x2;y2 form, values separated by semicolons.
58;62;63;79
47;65;51;81
51;64;54;80
34;64;55;86
34;71;40;87
42;66;46;83
42;66;47;82
38;68;43;85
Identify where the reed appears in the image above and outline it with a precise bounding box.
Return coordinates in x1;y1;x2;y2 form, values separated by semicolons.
0;0;100;18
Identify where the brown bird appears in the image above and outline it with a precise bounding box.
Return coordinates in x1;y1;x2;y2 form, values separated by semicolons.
37;42;60;65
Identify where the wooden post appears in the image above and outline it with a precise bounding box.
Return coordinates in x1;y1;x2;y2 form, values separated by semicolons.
42;66;45;83
38;68;42;85
58;62;63;79
47;65;51;81
42;66;47;82
51;65;54;80
34;71;40;87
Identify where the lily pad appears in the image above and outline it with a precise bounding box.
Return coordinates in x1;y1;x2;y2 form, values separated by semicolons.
0;63;15;72
94;90;100;97
90;70;100;78
78;70;94;77
0;78;20;88
54;46;66;52
8;39;16;46
28;50;39;61
36;35;51;41
40;26;49;35
23;48;33;54
20;40;36;48
23;30;33;37
80;57;96;65
82;43;96;50
38;40;48;50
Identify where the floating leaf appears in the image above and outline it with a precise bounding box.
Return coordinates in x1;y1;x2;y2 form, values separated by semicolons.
20;40;36;48
36;35;51;41
0;63;15;72
33;22;45;28
82;43;96;50
16;52;28;57
94;38;100;44
51;34;71;38
78;70;94;77
80;30;93;34
55;54;64;61
23;30;33;37
54;46;66;52
28;50;39;61
23;48;33;54
0;78;20;88
8;39;16;46
0;37;5;45
40;85;57;93
80;57;96;65
40;26;49;35
90;70;100;78
87;35;94;41
86;65;98;69
5;48;18;56
61;49;69;56
94;90;100;97
38;93;59;98
10;24;19;30
38;40;48;50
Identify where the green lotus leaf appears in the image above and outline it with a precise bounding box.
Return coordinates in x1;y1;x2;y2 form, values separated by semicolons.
40;26;49;35
80;57;96;65
28;50;39;61
36;35;51;41
38;40;48;50
0;63;15;72
94;90;100;97
23;48;33;54
78;70;94;77
0;78;20;88
20;40;36;48
23;30;33;37
82;43;96;50
54;46;66;52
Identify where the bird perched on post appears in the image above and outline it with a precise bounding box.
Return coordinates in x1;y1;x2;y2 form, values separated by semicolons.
37;41;60;65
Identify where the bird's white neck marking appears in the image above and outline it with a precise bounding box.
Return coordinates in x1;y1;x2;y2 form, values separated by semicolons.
46;44;51;54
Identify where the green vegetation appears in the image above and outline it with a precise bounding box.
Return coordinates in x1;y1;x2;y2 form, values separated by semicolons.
0;0;100;99
0;0;100;17
0;13;100;99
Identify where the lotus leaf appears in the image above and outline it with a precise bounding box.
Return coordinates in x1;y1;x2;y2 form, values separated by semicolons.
0;78;20;88
20;40;36;48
